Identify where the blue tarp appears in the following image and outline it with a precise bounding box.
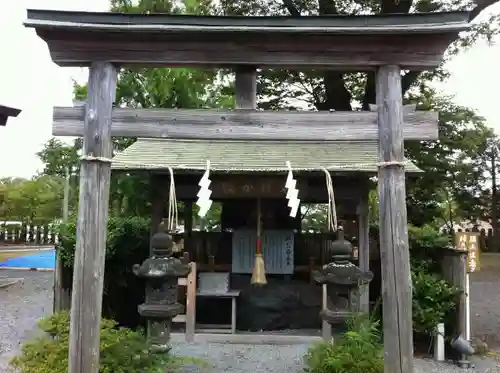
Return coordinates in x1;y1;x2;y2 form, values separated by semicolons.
0;250;56;269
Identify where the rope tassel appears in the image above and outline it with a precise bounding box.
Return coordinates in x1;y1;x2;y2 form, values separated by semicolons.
167;166;178;232
322;167;338;232
251;198;267;286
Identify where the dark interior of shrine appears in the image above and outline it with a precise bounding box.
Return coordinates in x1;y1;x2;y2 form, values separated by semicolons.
174;194;381;333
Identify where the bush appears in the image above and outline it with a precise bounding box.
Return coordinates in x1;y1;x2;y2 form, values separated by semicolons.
411;261;460;341
303;316;384;373
58;217;151;328
408;225;451;273
58;216;151;268
10;311;171;373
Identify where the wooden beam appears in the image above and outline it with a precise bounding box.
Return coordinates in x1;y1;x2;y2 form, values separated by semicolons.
235;67;257;109
357;186;370;313
28;18;467;70
68;61;117;373
53;106;438;141
174;184;362;202
376;65;414;373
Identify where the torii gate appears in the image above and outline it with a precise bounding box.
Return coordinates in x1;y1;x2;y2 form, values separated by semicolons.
0;104;21;126
24;9;470;373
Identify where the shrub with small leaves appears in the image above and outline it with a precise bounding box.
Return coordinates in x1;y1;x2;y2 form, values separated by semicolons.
411;266;460;338
10;311;171;373
303;315;384;373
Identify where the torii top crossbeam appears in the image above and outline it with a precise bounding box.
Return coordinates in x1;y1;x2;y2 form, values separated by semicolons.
25;10;469;69
0;105;21;126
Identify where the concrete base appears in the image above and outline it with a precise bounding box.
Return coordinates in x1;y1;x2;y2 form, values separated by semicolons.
171;332;322;345
0;267;54;272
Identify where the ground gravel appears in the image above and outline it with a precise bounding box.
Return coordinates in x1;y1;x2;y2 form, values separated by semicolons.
2;255;500;373
0;270;53;372
470;253;500;349
169;340;500;373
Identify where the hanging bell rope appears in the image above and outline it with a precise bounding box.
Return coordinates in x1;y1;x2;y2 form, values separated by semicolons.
251;198;267;286
166;166;178;232
322;167;338;232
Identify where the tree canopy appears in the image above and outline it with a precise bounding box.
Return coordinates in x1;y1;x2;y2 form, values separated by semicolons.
28;0;500;236
0;176;64;224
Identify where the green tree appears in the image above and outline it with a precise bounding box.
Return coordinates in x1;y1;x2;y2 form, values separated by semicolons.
39;0;500;227
0;178;25;221
405;90;495;227
209;0;499;226
1;176;64;224
66;0;234;218
36;138;80;178
37;139;81;217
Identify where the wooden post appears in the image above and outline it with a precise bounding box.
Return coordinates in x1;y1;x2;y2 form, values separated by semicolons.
185;262;197;341
321;284;332;340
184;200;193;256
445;233;472;343
358;188;370;313
63;166;70;221
54;166;72;312
68;61;117;373
376;65;414;373
149;174;169;254
235;66;257;109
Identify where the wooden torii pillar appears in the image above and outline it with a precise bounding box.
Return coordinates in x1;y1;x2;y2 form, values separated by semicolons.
67;63;117;373
376;66;413;372
24;9;469;373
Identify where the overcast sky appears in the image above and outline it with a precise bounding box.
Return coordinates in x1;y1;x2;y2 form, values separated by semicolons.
1;0;499;179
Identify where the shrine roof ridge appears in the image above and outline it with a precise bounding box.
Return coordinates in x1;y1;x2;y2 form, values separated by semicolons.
111;138;422;174
25;9;470;34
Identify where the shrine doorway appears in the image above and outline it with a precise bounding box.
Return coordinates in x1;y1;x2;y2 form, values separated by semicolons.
222;199;296;277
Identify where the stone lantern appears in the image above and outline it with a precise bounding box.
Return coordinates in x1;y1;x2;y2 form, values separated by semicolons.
133;223;190;350
313;227;373;332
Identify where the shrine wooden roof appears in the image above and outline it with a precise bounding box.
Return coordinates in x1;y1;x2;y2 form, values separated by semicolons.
0;105;21;126
24;10;470;69
111;138;421;174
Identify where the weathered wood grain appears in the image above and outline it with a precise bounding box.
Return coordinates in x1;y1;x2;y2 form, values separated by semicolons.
53;106;438;141
68;61;117;373
376;65;414;373
235;66;257;110
32;27;462;69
